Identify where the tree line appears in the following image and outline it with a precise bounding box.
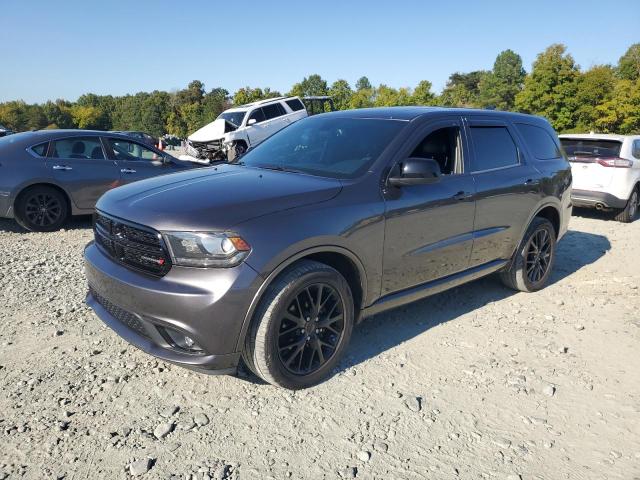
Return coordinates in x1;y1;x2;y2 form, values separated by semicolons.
1;43;638;138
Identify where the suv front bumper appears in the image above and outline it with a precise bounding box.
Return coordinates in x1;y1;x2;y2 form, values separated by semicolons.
84;241;262;374
571;189;627;209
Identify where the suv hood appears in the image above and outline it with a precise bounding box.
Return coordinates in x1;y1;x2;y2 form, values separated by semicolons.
96;165;342;231
188;119;237;143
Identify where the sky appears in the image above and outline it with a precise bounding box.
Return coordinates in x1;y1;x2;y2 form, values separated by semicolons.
1;0;638;104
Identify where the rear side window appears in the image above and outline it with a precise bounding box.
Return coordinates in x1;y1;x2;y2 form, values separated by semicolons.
52;137;104;159
469;126;519;171
30;142;49;157
516;123;560;160
632;140;640;159
262;103;286;120
559;139;622;158
285;99;305;112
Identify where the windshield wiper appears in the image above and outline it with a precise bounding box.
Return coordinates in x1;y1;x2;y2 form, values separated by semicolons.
256;164;305;174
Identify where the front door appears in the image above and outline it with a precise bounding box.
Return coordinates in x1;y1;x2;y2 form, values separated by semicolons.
46;136;120;210
105;137;177;184
382;118;477;295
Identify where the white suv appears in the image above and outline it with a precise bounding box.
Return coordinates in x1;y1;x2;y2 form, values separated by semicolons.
181;97;308;163
560;134;640;222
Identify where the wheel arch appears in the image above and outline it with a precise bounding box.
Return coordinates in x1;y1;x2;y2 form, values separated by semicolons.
235;246;367;352
15;182;73;215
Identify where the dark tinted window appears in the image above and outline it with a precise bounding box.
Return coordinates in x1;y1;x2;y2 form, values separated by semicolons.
411;127;461;175
559;139;622;158
262;103;286;120
285;99;305;112
248;108;265;124
31;142;48;157
633;140;640;159
469;127;518;171
109;139;159;161
240;117;406;179
52;137;104;160
516;123;560;160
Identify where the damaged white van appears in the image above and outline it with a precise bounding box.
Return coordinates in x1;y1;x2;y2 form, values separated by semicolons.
180;97;308;163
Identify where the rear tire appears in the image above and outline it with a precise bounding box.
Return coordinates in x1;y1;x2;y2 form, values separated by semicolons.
243;260;354;389
614;188;638;223
15;186;69;232
500;217;556;293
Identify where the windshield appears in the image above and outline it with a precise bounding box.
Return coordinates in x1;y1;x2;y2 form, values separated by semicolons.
238;116;407;179
217;111;247;127
560;139;622;158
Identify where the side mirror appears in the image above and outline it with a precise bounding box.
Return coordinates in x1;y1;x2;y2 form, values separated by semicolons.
388;157;442;187
247;118;257;126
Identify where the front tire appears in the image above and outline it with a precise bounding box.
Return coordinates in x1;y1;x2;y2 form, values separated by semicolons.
243;260;354;389
614;188;638;223
500;217;556;292
15;186;69;232
226;142;247;163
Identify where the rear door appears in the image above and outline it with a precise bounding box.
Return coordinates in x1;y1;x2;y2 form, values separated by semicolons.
105;137;180;184
465;117;543;266
560;138;622;191
46;136;120;210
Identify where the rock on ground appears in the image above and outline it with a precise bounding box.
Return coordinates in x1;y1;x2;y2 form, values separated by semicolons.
0;213;639;478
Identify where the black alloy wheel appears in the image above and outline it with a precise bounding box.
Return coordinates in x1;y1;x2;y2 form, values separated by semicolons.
277;283;345;375
15;186;69;232
525;228;552;283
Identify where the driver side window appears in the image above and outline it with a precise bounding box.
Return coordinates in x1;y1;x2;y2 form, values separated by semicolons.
248;108;265;125
109;138;159;161
410;127;462;175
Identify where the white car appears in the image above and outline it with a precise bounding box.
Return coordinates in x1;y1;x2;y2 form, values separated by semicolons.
181;96;308;163
560;133;640;222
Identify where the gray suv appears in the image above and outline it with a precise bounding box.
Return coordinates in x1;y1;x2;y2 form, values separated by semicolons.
84;107;572;389
0;130;196;231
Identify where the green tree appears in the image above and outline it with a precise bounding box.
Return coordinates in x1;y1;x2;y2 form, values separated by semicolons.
478;49;525;109
374;85;411;106
0;101;28;131
617;43;640;81
349;88;374;109
289;74;328;97
70;105;103;129
355;76;372;91
439;71;489;107
328;79;353;110
42;99;74;129
573;65;617;131
515;44;579;131
594;79;640;133
411;80;436;105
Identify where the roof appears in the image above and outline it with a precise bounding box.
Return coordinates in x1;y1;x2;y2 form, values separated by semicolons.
313;106;549;122
0;129;139;145
232;96;298;110
559;133;639;141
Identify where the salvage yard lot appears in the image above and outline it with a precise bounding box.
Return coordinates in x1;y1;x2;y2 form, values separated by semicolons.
0;213;639;479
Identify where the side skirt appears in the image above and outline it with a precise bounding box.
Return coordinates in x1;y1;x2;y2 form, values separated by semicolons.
360;259;508;320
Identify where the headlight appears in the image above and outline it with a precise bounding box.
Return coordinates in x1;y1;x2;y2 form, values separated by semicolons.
163;232;250;267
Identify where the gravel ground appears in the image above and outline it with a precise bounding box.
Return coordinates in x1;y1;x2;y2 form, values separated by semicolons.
0;211;639;480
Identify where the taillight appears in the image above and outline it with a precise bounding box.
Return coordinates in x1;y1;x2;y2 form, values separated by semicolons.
597;157;633;168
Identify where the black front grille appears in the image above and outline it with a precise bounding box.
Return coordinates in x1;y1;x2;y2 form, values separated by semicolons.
90;287;150;338
94;211;171;276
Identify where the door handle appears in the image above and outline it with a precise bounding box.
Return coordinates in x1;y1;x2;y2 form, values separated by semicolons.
524;178;540;186
120;168;137;174
52;165;72;171
453;191;473;201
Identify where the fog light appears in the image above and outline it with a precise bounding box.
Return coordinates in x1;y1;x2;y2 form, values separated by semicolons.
160;327;205;354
